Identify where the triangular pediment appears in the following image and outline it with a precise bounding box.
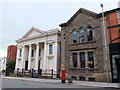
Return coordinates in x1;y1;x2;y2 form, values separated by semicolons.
24;29;41;38
18;27;46;41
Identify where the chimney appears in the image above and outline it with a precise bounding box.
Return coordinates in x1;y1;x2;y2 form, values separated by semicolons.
118;1;120;8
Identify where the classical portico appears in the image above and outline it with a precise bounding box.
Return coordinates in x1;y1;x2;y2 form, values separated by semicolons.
15;27;61;75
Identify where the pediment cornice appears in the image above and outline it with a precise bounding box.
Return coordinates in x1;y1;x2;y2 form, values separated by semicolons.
16;27;61;43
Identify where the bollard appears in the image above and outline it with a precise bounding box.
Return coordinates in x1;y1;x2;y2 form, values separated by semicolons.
40;69;42;75
31;69;34;78
51;69;53;79
22;68;24;74
38;69;42;75
17;68;19;76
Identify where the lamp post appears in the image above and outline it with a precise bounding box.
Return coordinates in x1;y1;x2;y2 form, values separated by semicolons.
100;4;109;83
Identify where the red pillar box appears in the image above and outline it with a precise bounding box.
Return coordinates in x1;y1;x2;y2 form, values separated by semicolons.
61;69;66;83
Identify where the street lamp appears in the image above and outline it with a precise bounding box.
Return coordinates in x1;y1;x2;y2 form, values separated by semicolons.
100;4;110;83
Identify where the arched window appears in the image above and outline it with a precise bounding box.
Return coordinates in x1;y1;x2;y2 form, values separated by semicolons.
72;30;77;43
79;28;84;43
87;26;93;41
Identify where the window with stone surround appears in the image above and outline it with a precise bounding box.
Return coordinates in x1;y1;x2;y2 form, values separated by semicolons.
72;51;94;69
88;51;94;68
79;28;85;43
39;49;41;56
72;53;77;68
49;44;53;54
72;30;77;43
80;52;85;68
87;26;93;41
31;49;34;57
19;49;22;57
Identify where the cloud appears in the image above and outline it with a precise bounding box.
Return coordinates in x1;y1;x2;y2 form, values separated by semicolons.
0;48;7;57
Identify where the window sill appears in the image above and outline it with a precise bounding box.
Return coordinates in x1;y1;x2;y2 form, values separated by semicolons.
18;57;22;60
69;40;96;45
47;55;54;58
69;67;97;70
39;56;42;59
31;57;35;60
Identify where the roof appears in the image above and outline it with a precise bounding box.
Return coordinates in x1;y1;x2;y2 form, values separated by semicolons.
59;8;98;27
59;8;120;27
8;45;17;47
98;8;120;17
16;27;61;43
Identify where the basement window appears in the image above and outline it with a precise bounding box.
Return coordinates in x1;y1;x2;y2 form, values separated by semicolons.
71;76;77;80
79;77;85;81
88;78;95;82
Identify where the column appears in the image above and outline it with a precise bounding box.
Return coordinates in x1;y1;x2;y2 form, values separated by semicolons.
35;43;39;70
85;52;88;68
28;45;32;70
54;42;58;72
69;53;73;68
43;42;47;70
15;47;20;70
77;52;80;68
21;46;25;69
40;47;43;69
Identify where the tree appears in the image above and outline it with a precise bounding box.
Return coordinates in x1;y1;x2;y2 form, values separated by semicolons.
6;60;16;73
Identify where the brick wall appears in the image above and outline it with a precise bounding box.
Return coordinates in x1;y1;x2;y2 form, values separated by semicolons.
106;11;120;43
7;45;17;61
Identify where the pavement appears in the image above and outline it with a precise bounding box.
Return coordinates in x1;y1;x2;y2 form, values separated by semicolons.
1;76;120;88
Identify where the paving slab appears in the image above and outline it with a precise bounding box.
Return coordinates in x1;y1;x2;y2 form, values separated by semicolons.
1;76;120;88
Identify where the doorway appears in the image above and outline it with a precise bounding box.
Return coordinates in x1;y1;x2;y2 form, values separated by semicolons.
25;61;28;70
115;58;120;83
111;55;120;83
38;60;40;69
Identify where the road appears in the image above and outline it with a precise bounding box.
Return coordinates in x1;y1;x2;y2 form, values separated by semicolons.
2;78;94;88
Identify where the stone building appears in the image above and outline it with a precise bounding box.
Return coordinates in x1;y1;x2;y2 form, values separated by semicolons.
0;57;6;72
15;27;61;77
59;8;111;82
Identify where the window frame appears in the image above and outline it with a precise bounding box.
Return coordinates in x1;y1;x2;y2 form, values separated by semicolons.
88;51;94;68
72;30;78;43
80;52;85;68
49;44;53;54
39;48;41;56
72;53;78;68
19;49;22;57
79;28;85;43
87;26;93;42
31;49;34;57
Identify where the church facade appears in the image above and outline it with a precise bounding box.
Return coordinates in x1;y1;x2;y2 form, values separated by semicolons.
15;27;61;76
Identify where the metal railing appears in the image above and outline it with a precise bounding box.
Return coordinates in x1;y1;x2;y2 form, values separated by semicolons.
12;68;60;79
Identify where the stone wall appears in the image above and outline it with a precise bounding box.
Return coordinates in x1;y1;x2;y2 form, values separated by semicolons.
60;9;109;82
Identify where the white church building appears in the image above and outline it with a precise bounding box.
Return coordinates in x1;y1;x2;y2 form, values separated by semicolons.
15;27;61;76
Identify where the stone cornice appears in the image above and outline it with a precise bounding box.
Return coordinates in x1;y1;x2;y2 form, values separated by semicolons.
16;29;61;43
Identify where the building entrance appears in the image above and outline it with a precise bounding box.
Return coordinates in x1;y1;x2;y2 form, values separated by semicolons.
115;58;120;83
25;61;28;70
111;55;120;83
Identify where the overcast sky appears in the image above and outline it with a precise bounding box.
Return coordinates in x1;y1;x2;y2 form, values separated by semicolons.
0;0;120;57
